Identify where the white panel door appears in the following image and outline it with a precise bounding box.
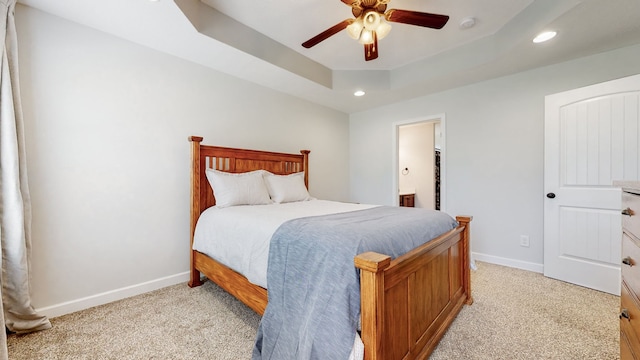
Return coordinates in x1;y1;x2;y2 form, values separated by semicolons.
544;74;640;295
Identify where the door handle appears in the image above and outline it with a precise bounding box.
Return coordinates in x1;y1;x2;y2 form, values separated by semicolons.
623;257;634;267
546;193;556;199
622;208;634;216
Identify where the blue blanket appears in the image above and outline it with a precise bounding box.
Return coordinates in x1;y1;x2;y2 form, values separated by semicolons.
252;206;458;360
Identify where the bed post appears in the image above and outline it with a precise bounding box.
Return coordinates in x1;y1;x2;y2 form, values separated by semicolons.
456;215;473;305
188;136;204;287
300;150;310;189
355;252;391;360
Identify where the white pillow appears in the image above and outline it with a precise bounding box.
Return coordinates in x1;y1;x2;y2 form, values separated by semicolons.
263;171;312;203
205;169;272;208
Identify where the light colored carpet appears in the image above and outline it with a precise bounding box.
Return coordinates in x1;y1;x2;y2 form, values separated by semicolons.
7;262;620;359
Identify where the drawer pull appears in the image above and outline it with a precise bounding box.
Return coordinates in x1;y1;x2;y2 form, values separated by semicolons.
623;257;634;266
621;309;631;321
622;207;634;216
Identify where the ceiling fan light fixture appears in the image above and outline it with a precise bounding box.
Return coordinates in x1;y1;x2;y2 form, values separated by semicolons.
358;29;375;45
346;19;364;40
377;21;392;40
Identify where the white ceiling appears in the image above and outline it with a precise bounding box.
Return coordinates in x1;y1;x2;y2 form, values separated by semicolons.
201;0;535;70
17;0;640;114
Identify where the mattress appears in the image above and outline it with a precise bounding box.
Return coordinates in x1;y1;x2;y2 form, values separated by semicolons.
192;199;377;288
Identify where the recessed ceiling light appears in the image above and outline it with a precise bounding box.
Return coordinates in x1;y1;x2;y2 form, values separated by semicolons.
533;31;557;43
354;90;365;97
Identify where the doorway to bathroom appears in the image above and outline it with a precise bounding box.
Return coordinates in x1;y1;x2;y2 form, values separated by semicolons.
393;115;444;210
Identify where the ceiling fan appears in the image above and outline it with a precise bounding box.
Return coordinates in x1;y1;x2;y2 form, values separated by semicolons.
301;0;450;61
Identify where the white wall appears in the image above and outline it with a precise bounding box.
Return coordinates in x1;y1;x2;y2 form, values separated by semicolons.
350;44;640;272
16;5;350;317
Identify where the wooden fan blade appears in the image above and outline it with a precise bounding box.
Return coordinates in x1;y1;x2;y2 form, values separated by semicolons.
364;32;378;61
385;9;449;29
302;19;353;48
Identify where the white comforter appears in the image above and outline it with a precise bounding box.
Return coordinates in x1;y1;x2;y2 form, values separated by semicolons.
192;199;377;288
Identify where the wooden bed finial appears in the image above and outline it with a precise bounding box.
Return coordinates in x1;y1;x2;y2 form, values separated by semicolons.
301;150;310;189
189;136;204;287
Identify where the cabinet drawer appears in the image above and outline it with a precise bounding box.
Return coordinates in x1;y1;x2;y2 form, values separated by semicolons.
623;191;640;237
622;329;638;360
621;283;640;357
623;234;640;297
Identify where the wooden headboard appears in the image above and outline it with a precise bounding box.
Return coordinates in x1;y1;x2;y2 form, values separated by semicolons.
189;136;310;238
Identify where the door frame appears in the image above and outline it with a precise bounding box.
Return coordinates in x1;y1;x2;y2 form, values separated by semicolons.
392;114;446;210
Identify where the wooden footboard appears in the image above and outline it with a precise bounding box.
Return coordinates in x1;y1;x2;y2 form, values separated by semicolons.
356;216;472;360
188;136;472;360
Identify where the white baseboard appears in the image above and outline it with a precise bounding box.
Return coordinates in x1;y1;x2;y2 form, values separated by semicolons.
36;254;541;319
36;271;191;319
472;252;544;274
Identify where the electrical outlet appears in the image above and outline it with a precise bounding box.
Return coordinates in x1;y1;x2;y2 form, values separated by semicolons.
520;235;530;247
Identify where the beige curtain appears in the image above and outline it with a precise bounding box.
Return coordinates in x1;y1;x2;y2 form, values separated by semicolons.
0;0;51;358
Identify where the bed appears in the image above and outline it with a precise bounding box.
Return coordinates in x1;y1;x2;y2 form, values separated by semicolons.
188;136;473;360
